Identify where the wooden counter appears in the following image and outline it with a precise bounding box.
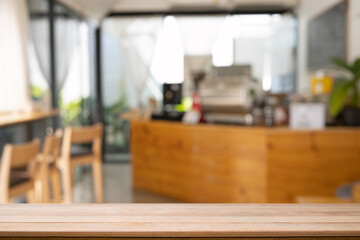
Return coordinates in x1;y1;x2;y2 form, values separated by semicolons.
131;120;360;203
0;110;60;128
1;204;360;239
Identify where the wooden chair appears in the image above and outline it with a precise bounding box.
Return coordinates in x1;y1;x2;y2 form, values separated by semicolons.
40;129;63;203
58;124;104;203
0;139;41;203
297;183;360;203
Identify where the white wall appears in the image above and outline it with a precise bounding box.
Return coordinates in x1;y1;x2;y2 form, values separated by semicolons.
296;0;342;93
296;0;360;93
348;0;360;62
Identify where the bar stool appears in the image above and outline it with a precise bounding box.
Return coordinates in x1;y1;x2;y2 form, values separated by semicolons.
296;183;360;203
58;124;104;203
0;139;42;203
40;129;63;203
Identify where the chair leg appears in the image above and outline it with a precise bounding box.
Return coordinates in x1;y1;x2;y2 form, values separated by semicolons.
0;193;8;204
26;189;35;203
40;161;50;203
92;159;104;203
61;161;73;203
51;168;62;203
34;180;44;203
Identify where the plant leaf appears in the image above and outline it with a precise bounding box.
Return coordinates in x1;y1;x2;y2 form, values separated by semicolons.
331;57;353;72
352;58;360;78
353;58;360;69
329;79;352;116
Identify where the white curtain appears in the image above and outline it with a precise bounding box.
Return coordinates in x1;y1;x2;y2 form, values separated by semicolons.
176;16;225;96
57;0;118;26
176;16;225;56
55;18;78;92
30;16;78;94
29;19;50;83
0;0;32;113
103;17;162;106
61;22;90;104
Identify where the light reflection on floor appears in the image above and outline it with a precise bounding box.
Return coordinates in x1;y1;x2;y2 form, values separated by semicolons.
73;163;180;203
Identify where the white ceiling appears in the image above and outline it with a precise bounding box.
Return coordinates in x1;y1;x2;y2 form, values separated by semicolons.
112;0;299;12
58;0;299;24
58;0;118;24
111;0;220;12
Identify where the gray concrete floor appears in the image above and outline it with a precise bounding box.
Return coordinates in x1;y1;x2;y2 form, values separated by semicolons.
73;163;180;203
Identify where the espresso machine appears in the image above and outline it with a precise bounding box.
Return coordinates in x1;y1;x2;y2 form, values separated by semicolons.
151;83;184;121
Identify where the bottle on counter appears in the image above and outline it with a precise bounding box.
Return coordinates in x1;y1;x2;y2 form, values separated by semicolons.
182;92;203;125
264;106;274;127
191;92;205;123
263;96;279;127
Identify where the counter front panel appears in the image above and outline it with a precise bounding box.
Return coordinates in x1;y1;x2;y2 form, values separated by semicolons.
131;121;360;203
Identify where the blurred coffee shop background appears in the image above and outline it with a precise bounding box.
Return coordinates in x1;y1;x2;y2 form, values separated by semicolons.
1;0;360;204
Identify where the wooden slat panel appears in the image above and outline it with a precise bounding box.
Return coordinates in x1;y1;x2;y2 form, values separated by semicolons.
131;121;267;203
67;124;103;143
132;121;360;203
0;204;360;238
267;130;360;203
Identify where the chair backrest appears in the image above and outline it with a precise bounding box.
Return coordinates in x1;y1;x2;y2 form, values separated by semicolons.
62;123;103;158
43;129;63;162
2;139;40;169
0;139;40;202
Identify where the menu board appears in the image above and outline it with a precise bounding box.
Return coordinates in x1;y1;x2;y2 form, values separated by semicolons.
308;1;347;69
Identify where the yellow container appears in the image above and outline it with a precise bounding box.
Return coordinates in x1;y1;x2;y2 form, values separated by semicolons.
311;73;333;94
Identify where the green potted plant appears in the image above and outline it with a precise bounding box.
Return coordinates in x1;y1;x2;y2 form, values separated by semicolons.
329;57;360;126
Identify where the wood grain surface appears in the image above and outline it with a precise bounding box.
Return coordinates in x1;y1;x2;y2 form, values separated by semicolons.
0;110;60;128
0;204;360;238
267;129;360;202
131;120;360;203
131;120;267;203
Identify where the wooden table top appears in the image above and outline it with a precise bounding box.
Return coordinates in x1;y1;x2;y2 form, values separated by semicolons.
0;204;360;238
0;110;60;128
